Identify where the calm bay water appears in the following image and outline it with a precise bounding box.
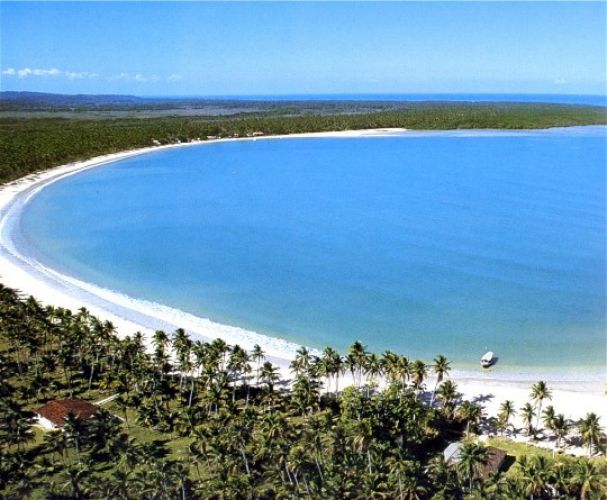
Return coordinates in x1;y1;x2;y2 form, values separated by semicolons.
20;127;606;370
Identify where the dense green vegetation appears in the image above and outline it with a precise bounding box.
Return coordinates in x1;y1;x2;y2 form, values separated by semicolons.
1;102;605;183
1;284;605;498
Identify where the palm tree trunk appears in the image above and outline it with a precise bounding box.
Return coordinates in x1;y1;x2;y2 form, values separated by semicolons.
431;379;439;406
303;476;310;495
88;362;95;392
240;446;250;475
315;456;324;483
285;463;293;485
188;378;195;407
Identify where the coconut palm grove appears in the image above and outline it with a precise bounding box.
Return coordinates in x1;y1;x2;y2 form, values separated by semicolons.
0;284;605;498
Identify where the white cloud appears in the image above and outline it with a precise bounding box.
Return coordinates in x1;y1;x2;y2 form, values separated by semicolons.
109;72;160;83
553;78;568;85
3;67;178;84
2;67;98;80
17;67;62;78
65;71;98;80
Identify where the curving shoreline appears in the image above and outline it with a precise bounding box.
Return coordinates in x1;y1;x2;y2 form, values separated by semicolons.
1;129;605;449
0;129;412;365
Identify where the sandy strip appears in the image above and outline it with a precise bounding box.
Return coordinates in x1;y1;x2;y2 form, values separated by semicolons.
0;129;605;455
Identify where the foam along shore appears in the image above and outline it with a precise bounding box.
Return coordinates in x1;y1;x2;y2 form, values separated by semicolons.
0;130;605;453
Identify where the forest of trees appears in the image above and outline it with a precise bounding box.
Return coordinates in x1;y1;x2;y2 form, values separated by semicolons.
1;284;605;499
1;102;606;183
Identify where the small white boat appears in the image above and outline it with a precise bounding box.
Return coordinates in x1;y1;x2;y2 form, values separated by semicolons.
480;351;495;368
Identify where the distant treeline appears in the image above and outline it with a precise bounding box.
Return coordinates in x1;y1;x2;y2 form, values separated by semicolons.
1;103;606;183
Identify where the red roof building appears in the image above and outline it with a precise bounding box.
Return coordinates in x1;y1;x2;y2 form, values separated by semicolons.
35;398;98;429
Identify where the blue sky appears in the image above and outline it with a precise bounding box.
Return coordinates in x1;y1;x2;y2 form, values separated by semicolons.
1;2;605;96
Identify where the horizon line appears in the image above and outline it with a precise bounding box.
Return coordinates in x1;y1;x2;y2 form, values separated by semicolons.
2;90;606;99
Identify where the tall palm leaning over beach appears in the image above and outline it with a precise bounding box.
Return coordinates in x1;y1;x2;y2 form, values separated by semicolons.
530;381;552;430
430;355;450;406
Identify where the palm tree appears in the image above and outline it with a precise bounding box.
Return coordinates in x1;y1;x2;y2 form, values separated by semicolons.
290;346;312;377
172;328;192;393
381;350;400;386
115;393;131;428
552;413;570;451
43;429;67;463
63;412;87;462
291;374;320;415
541;404;556;433
497;400;516;436
425;455;458;497
578;412;603;456
332;351;344;393
59;463;91;498
516;455;552;500
152;330;171;379
103;469;134;500
251;344;265;387
210;338;229;370
395;355;410;394
430;354;450;405
260;361;280;395
410;360;427;400
395;466;428;500
458;400;483;437
456;442;488;491
347;341;368;387
364;352;382;396
574;460;607;499
436;380;460;419
520;402;536;442
530;381;551;429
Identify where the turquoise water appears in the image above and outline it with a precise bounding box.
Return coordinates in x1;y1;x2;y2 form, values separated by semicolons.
19;128;606;369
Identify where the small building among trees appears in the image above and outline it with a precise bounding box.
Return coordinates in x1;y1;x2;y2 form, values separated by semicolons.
35;398;98;430
477;447;507;479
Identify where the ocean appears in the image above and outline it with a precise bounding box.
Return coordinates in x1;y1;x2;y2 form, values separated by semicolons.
18;127;606;372
211;93;607;107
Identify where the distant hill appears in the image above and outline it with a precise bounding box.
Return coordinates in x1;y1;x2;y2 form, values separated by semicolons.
0;91;418;117
0;91;151;109
0;91;401;116
2;91;605;116
0;91;255;111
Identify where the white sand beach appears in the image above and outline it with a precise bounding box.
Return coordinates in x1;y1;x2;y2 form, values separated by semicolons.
1;131;605;456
